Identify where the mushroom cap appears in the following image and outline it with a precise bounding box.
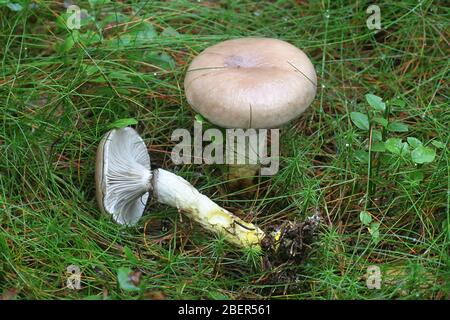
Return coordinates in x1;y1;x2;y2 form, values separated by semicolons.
95;127;151;225
184;37;317;128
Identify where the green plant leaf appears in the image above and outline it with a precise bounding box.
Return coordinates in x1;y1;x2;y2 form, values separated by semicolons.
123;246;139;264
100;12;130;27
55;32;79;54
365;94;386;112
359;211;372;226
7;2;22;11
431;140;445;149
84;64;99;76
373;117;388;127
109;118;138;129
158;52;176;69
407;137;422;149
111;21;157;48
161;26;181;37
117;267;140;292
368;222;380;241
387;122;409;132
208;292;230;300
390;98;406;107
372;129;382;141
354;150;369;163
79;30;101;46
371;141;386;152
385;138;401;154
411;146;436;164
108;71;133;83
145;52;176;70
406;170;424;185
385;138;409;155
133;21;158;42
350;112;369;131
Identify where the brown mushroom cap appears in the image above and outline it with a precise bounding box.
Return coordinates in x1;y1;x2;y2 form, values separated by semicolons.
184;37;317;128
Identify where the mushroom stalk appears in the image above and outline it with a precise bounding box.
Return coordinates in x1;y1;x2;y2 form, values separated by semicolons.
150;168;265;248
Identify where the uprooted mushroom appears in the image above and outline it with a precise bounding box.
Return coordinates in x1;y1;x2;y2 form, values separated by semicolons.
95;127;320;263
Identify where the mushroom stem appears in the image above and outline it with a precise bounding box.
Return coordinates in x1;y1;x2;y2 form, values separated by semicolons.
227;163;260;191
149;168;265;249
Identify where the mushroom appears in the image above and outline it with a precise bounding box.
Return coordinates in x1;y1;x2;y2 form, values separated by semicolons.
96;127;264;248
96;127;320;260
184;37;317;186
184;37;317;129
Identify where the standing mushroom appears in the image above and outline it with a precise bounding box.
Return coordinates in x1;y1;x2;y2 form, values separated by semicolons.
96;127;320;261
184;37;317;185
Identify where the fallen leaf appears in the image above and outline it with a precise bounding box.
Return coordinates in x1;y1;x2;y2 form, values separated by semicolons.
0;288;19;300
144;291;166;300
129;270;142;286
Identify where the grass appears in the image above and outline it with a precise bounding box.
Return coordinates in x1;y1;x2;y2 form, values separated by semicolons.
0;0;448;300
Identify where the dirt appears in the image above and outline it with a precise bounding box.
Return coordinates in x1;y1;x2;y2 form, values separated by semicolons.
255;212;321;295
261;212;321;266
